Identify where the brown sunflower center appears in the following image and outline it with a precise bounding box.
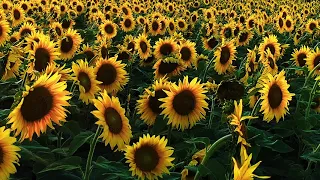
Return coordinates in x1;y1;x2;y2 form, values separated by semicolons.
101;46;108;59
124;19;132;28
62;20;71;29
2;3;7;10
268;57;275;69
286;20;291;28
127;42;135;52
20;28;32;37
268;83;283;109
240;16;245;24
248;61;254;76
139;41;148;53
234;27;240;36
35;48;50;72
207;37;218;49
134;144;159;172
96;63;117;85
76;5;82;12
169;22;174;31
78;72;91;92
180;47;192;61
148;89;167;114
152;21;159;31
313;55;320;70
239;32;249;43
10;37;17;43
55;27;62;36
297;53;307;66
122;7;128;15
13;9;21;20
104;107;123;134
178;21;185;28
224;27;232;38
172;90;196;115
279;18;284;28
144;55;154;64
84;50;94;61
60;36;74;53
158;61;178;75
118;51;130;61
249;19;254;28
265;44;276;55
105;24;114;34
21;86;53;122
309;23;316;30
159;43;173;56
220;46;231;65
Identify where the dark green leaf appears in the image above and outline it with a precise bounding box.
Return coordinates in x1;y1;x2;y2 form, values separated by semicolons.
38;156;82;173
68;131;94;156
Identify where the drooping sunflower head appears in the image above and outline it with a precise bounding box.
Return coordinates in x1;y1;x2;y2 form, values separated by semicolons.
306;47;320;75
72;59;101;104
154;37;178;60
7;73;71;141
160;76;208;130
94;57;128;94
137;77;171;126
58;28;83;60
92;90;132;150
214;40;237;75
125;134;174;180
259;70;295;122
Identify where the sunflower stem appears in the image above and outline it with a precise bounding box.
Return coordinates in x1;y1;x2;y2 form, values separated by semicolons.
201;51;215;82
194;134;232;180
306;80;319;118
248;98;262;126
83;126;101;180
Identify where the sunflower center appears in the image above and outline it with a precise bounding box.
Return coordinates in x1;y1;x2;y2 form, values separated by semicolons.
127;42;135;52
21;86;53;122
139;41;148;53
279;18;284;28
172;90;196;116
76;5;82;12
10;37;17;43
249;20;254;28
148;89;167;114
101;46;108;59
265;44;276;55
152;21;159;31
180;47;192;61
60;36;74;53
144;55;154;64
118;51;130;61
96;63;117;85
104;107;123;134
240;16;245;24
159;43;173;56
268;57;275;69
207;37;218;49
21;28;32;37
78;72;91;92
314;55;320;70
178;21;185;28
248;61;254;76
13;9;21;20
35;48;50;72
239;32;248;43
84;50;94;61
62;20;71;29
234;27;240;36
134;144;159;172
124;19;132;28
169;22;174;30
105;24;114;34
224;28;232;38
268;83;283;109
286;20;291;28
2;4;7;10
55;27;62;36
297;53;307;66
220;46;231;65
309;23;316;30
158;61;178;75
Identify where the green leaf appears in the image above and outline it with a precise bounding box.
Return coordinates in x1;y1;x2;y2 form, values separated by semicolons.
91;156;132;179
19;141;53;165
185;137;210;147
197;164;211;176
301;151;320;162
68;131;94;156
59;121;81;137
38;156;82;173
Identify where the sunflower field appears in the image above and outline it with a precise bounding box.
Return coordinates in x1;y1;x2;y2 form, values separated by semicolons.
0;0;320;179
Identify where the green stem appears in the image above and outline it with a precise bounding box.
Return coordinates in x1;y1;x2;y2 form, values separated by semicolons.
208;95;215;129
306;144;320;171
247;98;262;126
306;80;319;117
83;126;101;180
194;134;232;180
201;51;215;82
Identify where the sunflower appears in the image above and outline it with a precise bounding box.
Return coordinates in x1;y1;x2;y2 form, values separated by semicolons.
0;126;21;179
7;73;71;141
125;134;174;180
121;16;135;32
18;22;36;38
232;145;270;180
72;60;101;104
45;63;72;82
135;33;151;60
24;31;49;51
291;46;311;74
27;38;60;74
262;49;278;75
160;76;208;130
61;19;75;30
0;1;12;12
80;44;96;62
305;19;318;34
137;77;171;126
306;47;320;75
49;22;63;39
178;40;197;68
100;20;118;39
0;52;21;81
153;57;185;79
220;23;235;39
11;5;25;27
229;99;257;147
258;35;281;61
246;15;255;30
202;35;219;51
149;19;161;36
284;16;294;32
97;41;110;59
94;57;128;94
0;20;10;46
117;48;132;63
92;90;132;151
193;54;208;69
259;70;294;122
166;18;176;35
245;48;258;76
176;18;188;32
154;38;178;60
214;40;237;75
237;30;253;46
58;28;83;60
123;35;135;53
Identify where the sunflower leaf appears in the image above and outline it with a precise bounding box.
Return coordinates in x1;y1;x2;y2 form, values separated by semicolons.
185;137;211;147
38;156;82;174
68;131;94;156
